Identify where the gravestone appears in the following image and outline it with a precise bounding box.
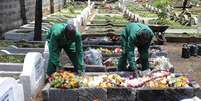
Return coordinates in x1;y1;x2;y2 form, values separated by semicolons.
145;4;148;8
0;50;11;55
181;15;189;25
197;14;201;24
173;12;179;21
20;52;45;101
4;29;34;41
151;6;155;11
76;15;82;26
43;41;49;73
190;17;198;25
128;11;132;17
0;77;24;101
118;3;121;8
126;9;129;16
88;0;91;6
197;27;201;33
148;5;151;9
154;8;158;13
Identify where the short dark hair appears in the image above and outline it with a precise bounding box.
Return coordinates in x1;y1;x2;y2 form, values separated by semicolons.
138;29;151;40
65;23;76;32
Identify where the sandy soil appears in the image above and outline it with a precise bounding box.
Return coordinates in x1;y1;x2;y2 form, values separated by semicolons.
164;42;201;85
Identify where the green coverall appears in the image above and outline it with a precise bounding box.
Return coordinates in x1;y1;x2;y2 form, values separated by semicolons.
118;23;154;71
46;23;84;75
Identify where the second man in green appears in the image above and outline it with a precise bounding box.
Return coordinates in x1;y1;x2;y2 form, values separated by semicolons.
118;22;154;71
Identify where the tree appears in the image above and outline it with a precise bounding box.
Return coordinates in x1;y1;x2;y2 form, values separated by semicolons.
182;0;189;10
34;0;42;41
20;0;28;24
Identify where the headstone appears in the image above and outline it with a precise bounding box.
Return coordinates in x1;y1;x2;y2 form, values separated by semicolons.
198;14;201;24
122;0;125;6
190;17;198;25
148;5;151;9
7;45;18;49
88;0;91;6
91;2;95;8
73;18;78;29
118;3;121;8
123;8;126;14
158;9;162;13
43;41;49;73
145;4;148;8
181;15;189;25
76;15;81;26
128;12;132;17
4;29;34;41
0;77;24;101
131;14;134;19
20;52;45;101
153;8;157;12
173;12;179;21
126;9;129;15
0;50;11;55
151;7;155;11
197;27;201;33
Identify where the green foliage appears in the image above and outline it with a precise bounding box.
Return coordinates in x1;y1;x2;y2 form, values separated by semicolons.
64;2;75;14
0;55;25;63
157;11;168;19
152;18;172;25
0;40;44;48
153;0;171;9
127;3;157;18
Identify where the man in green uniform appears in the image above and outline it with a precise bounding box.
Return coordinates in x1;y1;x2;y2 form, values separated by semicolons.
46;21;84;76
118;22;154;71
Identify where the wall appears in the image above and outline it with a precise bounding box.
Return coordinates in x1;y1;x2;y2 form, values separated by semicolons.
0;0;65;36
0;0;23;36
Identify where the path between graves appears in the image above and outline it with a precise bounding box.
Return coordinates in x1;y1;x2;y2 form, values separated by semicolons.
166;28;198;33
164;43;201;85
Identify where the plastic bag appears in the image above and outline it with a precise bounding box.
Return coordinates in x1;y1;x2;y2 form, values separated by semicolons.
84;48;103;65
150;56;173;70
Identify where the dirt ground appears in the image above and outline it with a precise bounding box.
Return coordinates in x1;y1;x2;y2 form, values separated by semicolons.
164;42;201;85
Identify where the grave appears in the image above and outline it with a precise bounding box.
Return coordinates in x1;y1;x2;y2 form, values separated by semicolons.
0;52;46;101
0;77;24;101
190;17;198;25
20;52;45;101
198;14;201;24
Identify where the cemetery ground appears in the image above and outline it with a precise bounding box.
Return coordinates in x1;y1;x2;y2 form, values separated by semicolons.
1;0;201;101
33;42;201;101
164;43;201;86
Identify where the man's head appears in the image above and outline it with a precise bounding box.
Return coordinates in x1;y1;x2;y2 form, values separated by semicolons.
136;30;151;46
64;23;76;41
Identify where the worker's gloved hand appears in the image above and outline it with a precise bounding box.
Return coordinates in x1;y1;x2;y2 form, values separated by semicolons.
136;58;141;64
76;70;85;76
107;33;120;41
132;69;140;78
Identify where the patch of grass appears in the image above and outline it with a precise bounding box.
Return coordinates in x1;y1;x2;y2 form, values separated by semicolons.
0;55;25;63
0;40;44;48
165;33;201;37
127;4;158;18
149;19;201;29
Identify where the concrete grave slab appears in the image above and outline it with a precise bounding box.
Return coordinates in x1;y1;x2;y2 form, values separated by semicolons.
0;77;24;101
20;52;45;101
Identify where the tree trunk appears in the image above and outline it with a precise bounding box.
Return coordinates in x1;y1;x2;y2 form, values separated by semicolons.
50;0;54;13
20;0;28;24
34;0;43;41
182;0;188;10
